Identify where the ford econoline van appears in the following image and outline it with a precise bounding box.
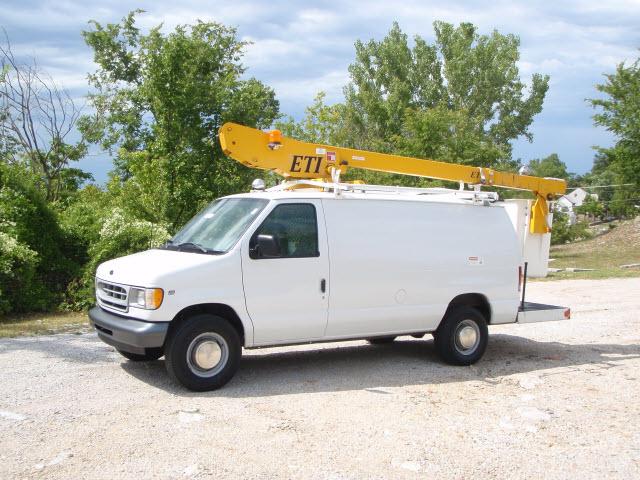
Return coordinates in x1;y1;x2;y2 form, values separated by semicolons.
89;186;569;391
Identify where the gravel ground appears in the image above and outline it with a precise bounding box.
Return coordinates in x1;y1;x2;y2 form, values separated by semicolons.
1;278;639;479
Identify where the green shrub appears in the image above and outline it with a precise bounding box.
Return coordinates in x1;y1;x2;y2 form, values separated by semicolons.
63;207;171;309
59;185;110;247
0;163;81;315
90;208;171;268
57;186;111;310
551;212;593;245
0;231;39;314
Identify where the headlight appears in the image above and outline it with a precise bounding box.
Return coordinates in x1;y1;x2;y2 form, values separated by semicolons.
129;287;164;310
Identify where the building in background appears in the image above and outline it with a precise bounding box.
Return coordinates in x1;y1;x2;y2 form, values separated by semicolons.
556;188;598;224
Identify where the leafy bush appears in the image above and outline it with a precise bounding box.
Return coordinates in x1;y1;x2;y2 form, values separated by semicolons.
0;231;39;314
576;195;604;219
90;208;171;268
57;186;111;309
0;163;81;315
551;212;593;245
59;185;110;248
63;206;171;309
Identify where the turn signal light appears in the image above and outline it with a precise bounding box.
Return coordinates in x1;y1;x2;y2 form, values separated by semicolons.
149;288;164;310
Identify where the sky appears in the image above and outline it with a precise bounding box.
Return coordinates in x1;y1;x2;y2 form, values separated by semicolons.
2;0;640;184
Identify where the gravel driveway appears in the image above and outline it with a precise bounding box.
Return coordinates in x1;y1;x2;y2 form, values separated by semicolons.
1;278;639;479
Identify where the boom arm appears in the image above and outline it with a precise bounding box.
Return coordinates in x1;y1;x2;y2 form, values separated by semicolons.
219;122;566;234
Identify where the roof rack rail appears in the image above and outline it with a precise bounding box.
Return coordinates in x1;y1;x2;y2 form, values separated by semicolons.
266;179;499;203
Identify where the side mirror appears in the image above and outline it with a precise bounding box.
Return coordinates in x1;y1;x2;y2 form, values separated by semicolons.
252;234;281;258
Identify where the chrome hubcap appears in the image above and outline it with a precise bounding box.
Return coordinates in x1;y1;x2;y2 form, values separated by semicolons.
186;333;228;377
454;320;480;355
194;340;222;370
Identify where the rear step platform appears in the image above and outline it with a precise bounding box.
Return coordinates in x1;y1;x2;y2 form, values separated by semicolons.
517;302;571;324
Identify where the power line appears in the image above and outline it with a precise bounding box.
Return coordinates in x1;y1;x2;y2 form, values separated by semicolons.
598;198;640;205
575;183;634;189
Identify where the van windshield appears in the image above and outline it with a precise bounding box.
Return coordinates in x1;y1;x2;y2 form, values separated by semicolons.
164;198;268;254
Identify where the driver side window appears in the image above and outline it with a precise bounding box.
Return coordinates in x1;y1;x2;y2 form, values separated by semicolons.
250;203;319;259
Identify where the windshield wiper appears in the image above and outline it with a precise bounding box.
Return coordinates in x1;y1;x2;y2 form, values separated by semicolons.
160;240;223;254
176;242;208;253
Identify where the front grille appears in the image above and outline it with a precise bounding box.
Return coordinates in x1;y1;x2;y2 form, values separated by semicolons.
100;283;126;300
96;279;129;313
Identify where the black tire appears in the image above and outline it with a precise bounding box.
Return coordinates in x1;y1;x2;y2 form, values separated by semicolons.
367;336;397;345
434;306;488;365
117;348;163;362
165;314;241;391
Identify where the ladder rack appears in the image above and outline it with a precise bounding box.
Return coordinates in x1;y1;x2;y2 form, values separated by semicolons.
264;179;500;203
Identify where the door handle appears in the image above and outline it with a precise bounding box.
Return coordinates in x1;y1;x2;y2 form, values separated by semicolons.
320;279;326;293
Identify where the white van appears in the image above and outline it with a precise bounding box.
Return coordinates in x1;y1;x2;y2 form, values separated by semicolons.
89;185;570;390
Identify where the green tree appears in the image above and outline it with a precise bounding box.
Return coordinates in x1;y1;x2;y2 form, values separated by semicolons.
279;22;548;186
577;153;618;205
590;58;640;188
528;153;572;180
282;22;548;187
276;92;345;145
80;11;279;228
343;22;548;164
576;194;604;219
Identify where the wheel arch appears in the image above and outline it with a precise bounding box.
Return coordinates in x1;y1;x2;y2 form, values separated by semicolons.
168;303;247;346
441;293;492;326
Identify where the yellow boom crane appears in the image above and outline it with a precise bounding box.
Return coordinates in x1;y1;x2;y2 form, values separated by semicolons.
218;122;567;234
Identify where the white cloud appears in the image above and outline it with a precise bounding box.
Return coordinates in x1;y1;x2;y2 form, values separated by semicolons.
270;69;349;104
242;37;312;68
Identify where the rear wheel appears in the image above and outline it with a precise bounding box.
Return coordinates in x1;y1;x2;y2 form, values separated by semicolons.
165;314;241;391
117;348;163;362
434;306;488;365
367;336;397;345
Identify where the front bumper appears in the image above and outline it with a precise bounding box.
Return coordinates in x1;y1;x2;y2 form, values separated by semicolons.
89;306;169;355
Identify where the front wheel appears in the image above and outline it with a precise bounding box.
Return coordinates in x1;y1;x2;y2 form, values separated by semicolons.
434;306;488;365
165;314;241;391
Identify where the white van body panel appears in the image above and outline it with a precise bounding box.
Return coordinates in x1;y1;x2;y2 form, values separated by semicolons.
240;199;330;345
322;196;521;336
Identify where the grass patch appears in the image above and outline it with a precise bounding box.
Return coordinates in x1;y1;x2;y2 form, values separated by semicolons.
541;218;640;281
0;311;89;338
